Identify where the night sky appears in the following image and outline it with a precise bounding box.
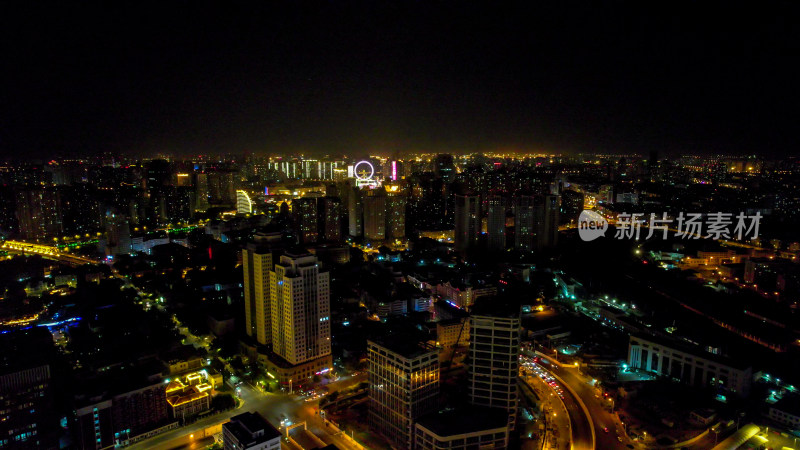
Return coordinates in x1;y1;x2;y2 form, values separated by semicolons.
1;2;798;159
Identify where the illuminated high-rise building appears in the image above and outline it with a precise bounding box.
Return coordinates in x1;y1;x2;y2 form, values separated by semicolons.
236;190;253;215
320;197;342;242
385;189;407;240
242;234;283;346
347;186;363;238
166;186;195;222
539;194;560;248
270;252;331;365
0;328;58;449
454;194;481;253
560;189;583;225
362;188;386;242
368;339;439;449
433;154;456;184
194;172;210;212
293;198;319;244
144;159;171;190
486;194;506;252
208;170;237;205
468;297;521;430
513;195;538;252
15;187;63;242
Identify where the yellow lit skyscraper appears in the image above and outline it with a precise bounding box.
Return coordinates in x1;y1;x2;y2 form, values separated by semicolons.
270;252;331;365
242;233;283;346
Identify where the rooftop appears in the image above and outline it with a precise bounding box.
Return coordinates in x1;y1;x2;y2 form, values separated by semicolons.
415;406;508;437
369;338;437;360
772;394;800;417
470;295;521;318
630;333;751;370
224;412;281;446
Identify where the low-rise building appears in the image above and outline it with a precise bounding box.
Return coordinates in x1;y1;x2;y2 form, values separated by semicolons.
768;395;800;429
222;411;281;450
414;406;509;449
628;335;752;397
436;318;470;348
165;373;213;422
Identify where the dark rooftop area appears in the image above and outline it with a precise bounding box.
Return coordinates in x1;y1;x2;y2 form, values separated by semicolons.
0;327;56;375
772;394;800;418
225;411;281;446
415;406;508;437
369;337;436;360
470;295;521;318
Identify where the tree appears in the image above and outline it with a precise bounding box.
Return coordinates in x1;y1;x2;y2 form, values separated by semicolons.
211;394;236;411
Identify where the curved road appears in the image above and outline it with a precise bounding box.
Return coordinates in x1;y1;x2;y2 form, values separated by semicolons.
544;361;629;450
528;359;595;449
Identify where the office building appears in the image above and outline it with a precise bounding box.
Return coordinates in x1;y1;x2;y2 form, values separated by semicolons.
270;252;331;365
368;339;439;449
486;194;506;252
222;412;281;450
454;194;481;253
242;233;283;346
414;406;509;449
627;335;752;397
469;297;521;430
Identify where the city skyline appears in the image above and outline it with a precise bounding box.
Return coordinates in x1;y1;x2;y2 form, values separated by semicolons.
2;3;800;450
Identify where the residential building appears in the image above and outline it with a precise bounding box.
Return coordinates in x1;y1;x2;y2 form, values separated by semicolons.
385;189;407;240
486;194;506;252
454;194;481;253
0;329;58;449
362;187;387;242
293;197;319;244
15;187;63;241
320;196;342;242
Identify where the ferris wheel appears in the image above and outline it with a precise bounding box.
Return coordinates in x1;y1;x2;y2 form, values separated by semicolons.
354;160;374;180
